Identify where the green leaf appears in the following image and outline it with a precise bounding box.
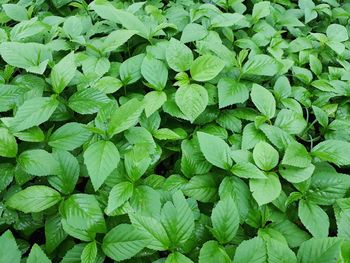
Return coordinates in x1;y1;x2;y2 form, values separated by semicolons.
217;78;249;108
311;140;350;166
197;132;233;169
48;122;92;151
298;199;329;237
211;196;239;244
175;84;208;122
18;149;60;176
119;54;145;85
297;238;343;263
61;194;106;234
160;191;195;246
253;141;279;171
275;109;307;135
166;38;193;72
252;1;270;20
129;213;170;250
231;162;267;179
84;140;120;191
106;182;133;215
242;54;281;76
2;4;28;22
234;237;266;263
250;173;281;206
282;141;311;168
251;84;276;119
183;174;218;203
326;24;348;42
7;185;61;213
210;13;244;28
124;145;151;182
107;98;144;137
6;96;59;132
90;0;149;38
102;224;149;261
81;241;97;263
141;55;168;90
180;23;207;43
27;244;51;263
144;91;167;117
0;230;21;263
199;241;231;263
279;164;315;183
0;127;17;157
68;88;110;115
166;252;194;263
190;55;225;82
45;214;67;254
0;42;51;74
102;29;138;53
51;52;76;94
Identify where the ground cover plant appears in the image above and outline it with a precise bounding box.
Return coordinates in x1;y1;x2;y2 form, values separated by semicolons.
1;0;350;262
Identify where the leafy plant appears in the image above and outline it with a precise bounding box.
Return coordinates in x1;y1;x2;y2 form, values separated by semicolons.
1;0;350;262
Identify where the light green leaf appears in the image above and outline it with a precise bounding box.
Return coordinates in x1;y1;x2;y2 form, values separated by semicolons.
166;38;193;72
252;1;270;20
90;0;149;38
199;241;231;263
190;55;225;82
234;237;266;263
250;173;281;206
102;29;137;53
166;252;194;263
141;55;168;90
107;98;144;137
0;127;17;157
175;84;208;122
211;196;239;244
161;191;194;246
211;13;244;28
297;237;342;263
251;84;276;119
231;162;267;179
180;23;207;43
326;24;348;42
0;230;21;263
48;122;92;151
6;96;59;132
253;141;279;171
106;182;133;215
311;140;350;166
197;132;233;169
84;140;120;191
282;141;311;168
217;78;249;108
242;54;281;76
298;200;329;237
81;241;97;263
51;52;76;94
279;164;315;183
119;53;145;85
102;224;149;261
7;185;61;213
68;88;110;115
144;91;167;117
183;174;218;203
27;244;51;263
2;4;28;22
0;42;51;74
275;109;307;135
18;149;60;176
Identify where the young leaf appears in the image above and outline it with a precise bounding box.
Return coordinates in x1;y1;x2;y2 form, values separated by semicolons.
253;141;279;171
190;55;225;82
102;224;149;261
282;141;311;168
7;186;61;213
211;196;239;244
165;38;193;72
311;140;350;166
217;78;249;108
84;140;120;191
175;84;208;122
51;52;76;94
106;182;134;215
249;173;281;206
141;56;168;90
199;241;231;263
231;162;267;179
0;127;17;157
81;241;97;263
27;244;51;263
242;54;280;76
197;132;233;169
251;84;276;119
298;199;329;237
0;231;21;263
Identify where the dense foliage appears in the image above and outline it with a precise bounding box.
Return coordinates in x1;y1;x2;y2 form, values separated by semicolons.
1;0;350;262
